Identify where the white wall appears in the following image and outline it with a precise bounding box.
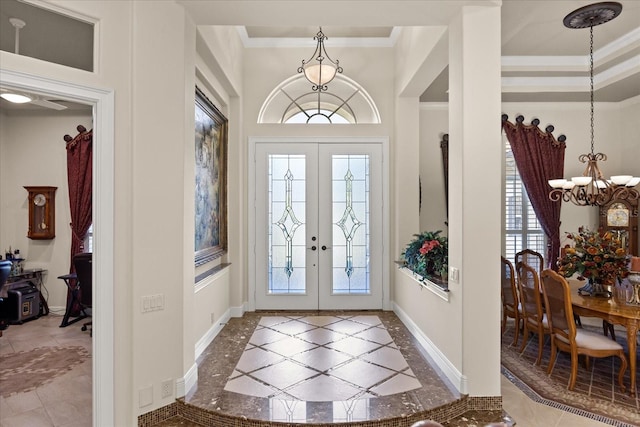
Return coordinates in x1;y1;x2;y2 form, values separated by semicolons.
394;4;503;398
502;102;629;238
619;97;640;253
243;46;395;135
419;100;639;253
0;0;243;423
419;105;448;233
620;97;640;176
0;111;92;310
242;45;395;309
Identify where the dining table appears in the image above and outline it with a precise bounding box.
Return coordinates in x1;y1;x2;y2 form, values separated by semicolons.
569;279;640;396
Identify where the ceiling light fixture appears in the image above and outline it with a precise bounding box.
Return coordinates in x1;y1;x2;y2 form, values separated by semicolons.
0;92;32;103
548;2;639;206
298;27;342;91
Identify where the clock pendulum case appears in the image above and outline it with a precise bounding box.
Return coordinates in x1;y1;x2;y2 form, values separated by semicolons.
599;198;638;256
24;186;57;240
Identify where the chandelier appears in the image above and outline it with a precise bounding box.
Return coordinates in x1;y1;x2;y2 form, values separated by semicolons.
298;27;343;92
548;2;639;207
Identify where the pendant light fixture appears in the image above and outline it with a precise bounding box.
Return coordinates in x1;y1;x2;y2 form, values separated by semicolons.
298;27;343;91
548;2;639;206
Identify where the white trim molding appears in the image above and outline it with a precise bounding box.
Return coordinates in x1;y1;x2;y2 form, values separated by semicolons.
0;68;116;427
177;363;198;398
393;302;467;394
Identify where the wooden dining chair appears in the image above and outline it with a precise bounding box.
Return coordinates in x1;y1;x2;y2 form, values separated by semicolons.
540;269;627;392
515;248;544;275
501;257;521;346
516;261;551;365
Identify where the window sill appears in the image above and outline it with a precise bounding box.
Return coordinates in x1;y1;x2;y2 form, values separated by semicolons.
396;262;450;302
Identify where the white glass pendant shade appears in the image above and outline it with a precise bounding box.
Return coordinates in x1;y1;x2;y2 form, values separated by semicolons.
548;179;567;189
303;63;337;86
626;177;640;187
572;176;592;186
610;175;632;185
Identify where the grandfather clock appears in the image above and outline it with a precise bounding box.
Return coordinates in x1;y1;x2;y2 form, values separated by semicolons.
599;198;638;256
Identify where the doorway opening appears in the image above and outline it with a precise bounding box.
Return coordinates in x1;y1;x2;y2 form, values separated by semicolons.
0;68;115;426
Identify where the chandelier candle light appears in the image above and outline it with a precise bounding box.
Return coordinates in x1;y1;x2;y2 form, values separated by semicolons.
548;2;639;207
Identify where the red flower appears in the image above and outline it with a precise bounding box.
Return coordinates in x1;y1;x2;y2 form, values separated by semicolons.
419;240;440;254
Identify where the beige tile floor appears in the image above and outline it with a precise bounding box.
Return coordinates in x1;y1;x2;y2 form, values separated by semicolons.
0;312;616;427
501;376;610;427
0;314;92;427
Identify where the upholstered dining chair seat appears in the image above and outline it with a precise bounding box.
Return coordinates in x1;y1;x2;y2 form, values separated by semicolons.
525;313;548;328
556;329;625;351
541;269;627;392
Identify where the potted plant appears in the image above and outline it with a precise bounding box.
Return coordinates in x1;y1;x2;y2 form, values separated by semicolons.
401;230;448;282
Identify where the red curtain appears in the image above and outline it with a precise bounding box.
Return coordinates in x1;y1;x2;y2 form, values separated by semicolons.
502;115;565;269
66;125;93;268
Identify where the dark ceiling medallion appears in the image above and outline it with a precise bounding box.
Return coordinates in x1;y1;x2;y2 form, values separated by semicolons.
563;2;622;29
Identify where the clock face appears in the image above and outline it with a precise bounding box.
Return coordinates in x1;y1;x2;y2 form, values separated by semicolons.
33;193;46;207
607;203;629;227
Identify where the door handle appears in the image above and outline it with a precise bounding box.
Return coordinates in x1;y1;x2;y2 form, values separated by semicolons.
321;245;331;251
309;246;317;251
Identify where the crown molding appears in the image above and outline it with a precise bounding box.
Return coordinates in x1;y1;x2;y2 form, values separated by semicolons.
236;26;398;48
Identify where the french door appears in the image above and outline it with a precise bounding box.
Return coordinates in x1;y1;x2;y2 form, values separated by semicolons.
254;142;383;310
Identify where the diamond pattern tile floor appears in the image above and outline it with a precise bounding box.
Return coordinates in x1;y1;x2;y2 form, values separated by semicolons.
224;315;422;401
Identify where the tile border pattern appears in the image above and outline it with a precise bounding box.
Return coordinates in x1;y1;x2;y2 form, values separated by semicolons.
139;393;502;426
502;367;636;427
138;402;178;427
501;322;640;427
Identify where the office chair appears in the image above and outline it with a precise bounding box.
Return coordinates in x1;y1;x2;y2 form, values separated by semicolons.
0;260;13;334
73;252;92;335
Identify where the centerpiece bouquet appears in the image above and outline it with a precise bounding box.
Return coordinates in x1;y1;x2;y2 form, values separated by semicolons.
557;227;629;296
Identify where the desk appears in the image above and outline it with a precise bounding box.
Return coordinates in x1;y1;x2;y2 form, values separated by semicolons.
570;279;640;395
5;268;49;316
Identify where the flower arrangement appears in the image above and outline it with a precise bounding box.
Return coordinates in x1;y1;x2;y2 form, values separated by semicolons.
401;230;448;280
557;227;629;286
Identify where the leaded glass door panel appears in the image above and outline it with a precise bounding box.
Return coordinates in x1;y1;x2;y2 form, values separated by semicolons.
255;142;382;310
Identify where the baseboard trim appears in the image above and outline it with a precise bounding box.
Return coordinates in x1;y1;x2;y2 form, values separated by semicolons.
177;362;197;398
195;309;230;359
393;301;467;394
186;304;246;397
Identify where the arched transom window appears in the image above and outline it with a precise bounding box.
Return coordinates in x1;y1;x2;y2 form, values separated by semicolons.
258;74;381;124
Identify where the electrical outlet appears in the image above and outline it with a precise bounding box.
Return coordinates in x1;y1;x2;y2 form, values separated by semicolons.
161;379;173;398
139;385;153;407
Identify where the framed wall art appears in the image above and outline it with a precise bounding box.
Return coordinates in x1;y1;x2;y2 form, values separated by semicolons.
194;86;228;266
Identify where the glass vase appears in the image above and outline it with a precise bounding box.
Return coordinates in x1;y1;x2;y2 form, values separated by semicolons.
577;278;611;297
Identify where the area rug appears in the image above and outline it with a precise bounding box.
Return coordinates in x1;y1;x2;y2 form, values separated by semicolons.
501;322;640;427
0;346;90;397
